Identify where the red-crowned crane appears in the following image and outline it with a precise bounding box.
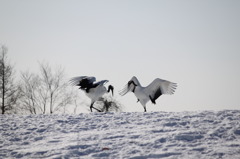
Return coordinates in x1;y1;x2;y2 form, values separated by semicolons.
119;76;177;112
70;76;114;112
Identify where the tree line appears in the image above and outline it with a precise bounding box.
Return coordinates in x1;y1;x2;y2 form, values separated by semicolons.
0;45;122;114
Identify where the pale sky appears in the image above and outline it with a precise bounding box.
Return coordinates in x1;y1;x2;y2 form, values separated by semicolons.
1;0;240;112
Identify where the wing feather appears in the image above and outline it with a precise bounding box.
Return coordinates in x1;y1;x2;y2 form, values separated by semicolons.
69;76;96;86
93;80;109;87
144;78;177;101
119;82;137;96
119;83;132;96
119;76;139;96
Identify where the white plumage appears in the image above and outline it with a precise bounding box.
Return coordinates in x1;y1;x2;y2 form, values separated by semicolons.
119;76;177;112
70;76;114;112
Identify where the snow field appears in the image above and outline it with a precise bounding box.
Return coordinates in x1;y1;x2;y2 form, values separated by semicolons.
1;110;240;158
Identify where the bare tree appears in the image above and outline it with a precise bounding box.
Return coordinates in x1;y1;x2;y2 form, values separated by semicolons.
20;72;44;114
39;62;74;114
0;45;20;114
20;62;75;114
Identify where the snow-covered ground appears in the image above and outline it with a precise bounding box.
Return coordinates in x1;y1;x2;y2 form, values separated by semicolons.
1;110;240;159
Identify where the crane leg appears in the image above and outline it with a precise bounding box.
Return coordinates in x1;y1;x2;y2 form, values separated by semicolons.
144;107;147;112
90;103;94;112
90;102;102;112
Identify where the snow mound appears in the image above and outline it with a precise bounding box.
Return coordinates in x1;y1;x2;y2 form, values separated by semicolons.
1;110;240;158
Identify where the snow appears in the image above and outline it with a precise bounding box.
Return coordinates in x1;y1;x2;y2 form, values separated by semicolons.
1;110;240;158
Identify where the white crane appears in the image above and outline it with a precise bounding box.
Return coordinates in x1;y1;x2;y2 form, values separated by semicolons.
70;76;114;112
119;76;177;112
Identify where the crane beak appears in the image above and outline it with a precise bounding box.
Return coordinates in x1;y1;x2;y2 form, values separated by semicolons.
108;85;114;96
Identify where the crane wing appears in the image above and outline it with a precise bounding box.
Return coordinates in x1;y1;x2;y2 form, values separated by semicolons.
69;76;96;86
144;78;177;103
119;76;141;96
119;82;133;96
93;80;109;87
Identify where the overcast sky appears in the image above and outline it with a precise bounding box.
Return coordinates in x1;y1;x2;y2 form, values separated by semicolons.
1;0;240;112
